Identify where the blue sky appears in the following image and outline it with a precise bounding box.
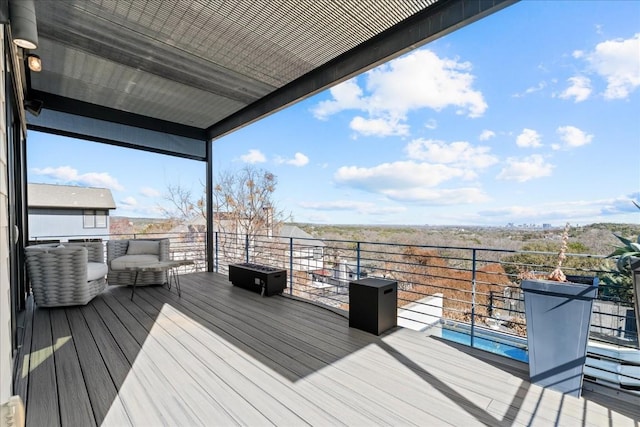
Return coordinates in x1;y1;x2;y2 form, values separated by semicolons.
28;1;640;226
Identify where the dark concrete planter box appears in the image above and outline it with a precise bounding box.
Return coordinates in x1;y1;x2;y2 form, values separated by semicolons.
229;263;286;296
522;276;599;398
632;260;640;344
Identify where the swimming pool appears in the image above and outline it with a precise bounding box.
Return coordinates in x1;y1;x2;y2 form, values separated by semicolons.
441;328;529;363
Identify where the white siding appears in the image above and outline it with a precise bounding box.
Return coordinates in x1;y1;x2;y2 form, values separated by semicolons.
28;208;111;240
0;28;12;402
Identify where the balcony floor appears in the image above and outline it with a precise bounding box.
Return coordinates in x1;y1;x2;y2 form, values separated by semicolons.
14;272;640;426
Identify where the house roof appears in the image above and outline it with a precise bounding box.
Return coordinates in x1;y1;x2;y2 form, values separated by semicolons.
25;0;516;159
28;183;116;210
278;224;325;247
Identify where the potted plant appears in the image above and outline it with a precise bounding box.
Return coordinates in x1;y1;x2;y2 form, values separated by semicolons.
520;223;599;398
606;201;640;343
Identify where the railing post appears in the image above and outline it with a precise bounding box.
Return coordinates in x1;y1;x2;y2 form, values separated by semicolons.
471;249;477;348
245;234;249;263
289;237;294;295
356;241;361;280
214;231;219;273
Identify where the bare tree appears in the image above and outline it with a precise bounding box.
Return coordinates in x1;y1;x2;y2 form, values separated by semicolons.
212;166;288;264
161;166;285;229
162;166;288;264
160;182;205;221
213;166;287;234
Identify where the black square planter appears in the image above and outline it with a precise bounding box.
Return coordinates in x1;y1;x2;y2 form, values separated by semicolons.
349;278;397;335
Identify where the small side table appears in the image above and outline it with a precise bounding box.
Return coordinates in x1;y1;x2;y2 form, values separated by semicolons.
125;260;193;300
349;278;398;335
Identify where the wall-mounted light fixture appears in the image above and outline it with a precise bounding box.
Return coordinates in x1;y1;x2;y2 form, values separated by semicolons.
10;0;38;50
27;54;41;72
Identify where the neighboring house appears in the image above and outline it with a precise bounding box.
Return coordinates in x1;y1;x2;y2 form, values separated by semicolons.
167;217;325;272
276;224;325;272
28;183;116;241
312;260;369;291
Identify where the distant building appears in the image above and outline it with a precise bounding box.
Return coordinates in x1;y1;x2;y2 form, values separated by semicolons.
28;183;116;241
276;224;325;272
166;217;325;272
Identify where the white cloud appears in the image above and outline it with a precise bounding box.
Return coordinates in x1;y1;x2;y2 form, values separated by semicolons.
586;33;640;99
312;48;487;136
513;81;547;97
366;49;488;118
516;128;542;148
240;149;266;164
333;160;490;204
556;125;593;148
572;50;585;59
332;137;500;205
288;152;309;167
276;152;309;167
381;187;489;204
120;196;138;208
350;116;409;137
404;139;498;169
559;76;592;102
335;161;468;190
424;119;438;130
496;154;554;182
299;200;406;215
117;204;164;218
311;80;364;120
478;130;495;141
31;166;124;191
140;187;161;197
478;194;639;223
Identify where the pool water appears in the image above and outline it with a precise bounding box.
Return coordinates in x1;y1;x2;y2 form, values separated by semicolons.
441;329;529;363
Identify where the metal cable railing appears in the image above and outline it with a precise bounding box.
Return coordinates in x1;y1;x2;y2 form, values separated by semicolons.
31;229;639;391
31;229;637;348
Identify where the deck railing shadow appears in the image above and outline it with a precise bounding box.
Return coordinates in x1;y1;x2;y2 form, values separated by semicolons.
432;335;640;424
21;230;639;424
377;339;531;426
15;270;640;426
17;271;384;425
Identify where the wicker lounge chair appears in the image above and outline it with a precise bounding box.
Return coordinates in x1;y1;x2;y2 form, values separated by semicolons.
107;238;170;286
25;242;108;307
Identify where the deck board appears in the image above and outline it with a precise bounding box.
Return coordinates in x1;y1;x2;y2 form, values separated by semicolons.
64;308;132;426
105;290;281;426
131;285;348;425
49;310;96;427
14;271;640;427
13;298;33;411
144;278;441;425
26;309;59;427
181;279;491;424
92;296;239;425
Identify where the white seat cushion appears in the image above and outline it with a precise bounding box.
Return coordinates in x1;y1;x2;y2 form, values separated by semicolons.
110;254;160;270
87;262;108;281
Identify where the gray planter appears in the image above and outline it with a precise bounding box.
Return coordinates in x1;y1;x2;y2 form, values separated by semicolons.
522;276;599;398
632;260;640;343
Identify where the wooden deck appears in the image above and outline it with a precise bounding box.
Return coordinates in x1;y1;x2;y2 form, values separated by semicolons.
14;272;640;426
